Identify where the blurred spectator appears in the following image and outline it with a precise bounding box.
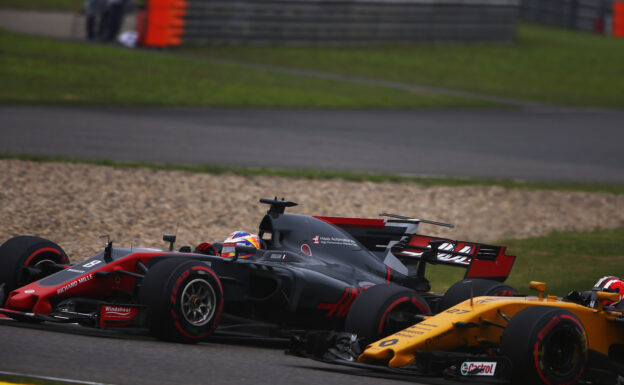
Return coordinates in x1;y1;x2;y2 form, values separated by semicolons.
100;0;127;42
84;0;107;40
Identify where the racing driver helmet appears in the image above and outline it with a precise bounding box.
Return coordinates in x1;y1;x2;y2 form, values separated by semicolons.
591;276;624;307
220;231;261;258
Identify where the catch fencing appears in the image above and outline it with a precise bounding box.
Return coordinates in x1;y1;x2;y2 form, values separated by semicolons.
520;0;624;36
138;0;520;47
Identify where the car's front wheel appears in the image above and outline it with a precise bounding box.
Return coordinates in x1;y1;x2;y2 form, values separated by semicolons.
501;306;588;385
139;258;223;343
0;236;70;304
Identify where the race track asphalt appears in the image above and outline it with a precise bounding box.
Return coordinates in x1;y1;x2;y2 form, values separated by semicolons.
0;321;469;385
1;106;623;184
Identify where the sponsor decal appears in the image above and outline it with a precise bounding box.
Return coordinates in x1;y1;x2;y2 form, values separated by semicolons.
100;305;139;326
24;289;35;294
317;288;359;317
102;306;135;318
56;274;93;295
67;268;85;273
424;329;452;346
396;330;424;337
57;281;77;295
460;361;497;376
269;253;286;261
311;235;357;247
400;242;472;265
301;244;312;256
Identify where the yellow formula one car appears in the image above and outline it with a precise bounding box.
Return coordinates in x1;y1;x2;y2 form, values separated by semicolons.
293;281;624;385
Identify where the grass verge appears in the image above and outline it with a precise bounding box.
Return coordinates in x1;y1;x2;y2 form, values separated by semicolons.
0;29;492;108
181;23;624;108
2;153;624;194
427;227;624;296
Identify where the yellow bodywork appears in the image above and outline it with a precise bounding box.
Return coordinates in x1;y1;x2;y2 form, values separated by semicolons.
359;283;624;367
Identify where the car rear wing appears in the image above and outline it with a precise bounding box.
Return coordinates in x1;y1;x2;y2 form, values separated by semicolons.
398;235;516;282
316;216;516;282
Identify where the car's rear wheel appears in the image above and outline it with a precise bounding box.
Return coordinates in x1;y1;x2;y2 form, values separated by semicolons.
439;278;517;311
0;236;70;304
139;258;223;343
344;284;431;342
501;306;587;385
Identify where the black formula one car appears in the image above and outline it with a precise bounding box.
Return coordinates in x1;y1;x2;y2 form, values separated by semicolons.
0;198;517;343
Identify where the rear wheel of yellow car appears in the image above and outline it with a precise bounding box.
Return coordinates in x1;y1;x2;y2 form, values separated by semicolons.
501;306;587;385
440;278;517;311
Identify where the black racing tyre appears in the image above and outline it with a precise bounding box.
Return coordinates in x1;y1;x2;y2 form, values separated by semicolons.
440;278;517;310
501;306;587;385
0;236;70;303
139;258;223;343
344;284;431;341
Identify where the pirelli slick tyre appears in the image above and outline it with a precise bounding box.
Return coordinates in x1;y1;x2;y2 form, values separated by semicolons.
440;278;517;311
139;258;223;343
501;306;588;385
344;284;431;341
0;236;70;304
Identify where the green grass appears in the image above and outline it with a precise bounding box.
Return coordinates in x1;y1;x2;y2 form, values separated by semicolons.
3;153;624;194
427;227;624;296
180;23;624;108
0;29;492;108
0;0;81;11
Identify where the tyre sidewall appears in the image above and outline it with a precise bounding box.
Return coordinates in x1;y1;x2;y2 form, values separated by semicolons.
502;306;587;385
141;259;223;342
345;284;430;340
0;236;69;299
440;278;517;310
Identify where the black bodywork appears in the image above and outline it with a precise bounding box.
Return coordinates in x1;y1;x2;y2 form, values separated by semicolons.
0;198;515;338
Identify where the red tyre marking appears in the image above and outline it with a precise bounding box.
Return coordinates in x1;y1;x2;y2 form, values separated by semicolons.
24;247;65;265
410;297;430;314
192;265;224;293
377;297;428;334
170;265;224;340
533;314;586;385
537;315;560;340
558;315;587;385
174;321;215;340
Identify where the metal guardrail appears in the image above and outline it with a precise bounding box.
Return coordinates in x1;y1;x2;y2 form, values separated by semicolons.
140;0;518;45
520;0;615;33
179;0;520;44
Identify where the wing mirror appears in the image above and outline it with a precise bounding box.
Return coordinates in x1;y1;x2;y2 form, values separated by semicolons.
163;234;176;251
530;281;546;300
596;291;621;311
